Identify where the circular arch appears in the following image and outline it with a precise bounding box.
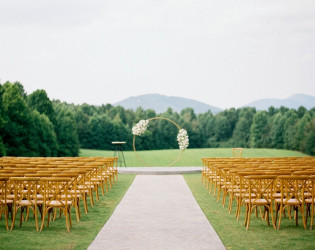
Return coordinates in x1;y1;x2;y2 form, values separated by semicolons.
132;117;186;167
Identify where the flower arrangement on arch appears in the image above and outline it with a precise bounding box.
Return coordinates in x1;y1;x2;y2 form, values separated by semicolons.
132;119;149;136
177;129;189;150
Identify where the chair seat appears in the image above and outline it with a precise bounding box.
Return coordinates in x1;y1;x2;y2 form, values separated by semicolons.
272;193;282;198
245;198;269;205
79;184;95;189
61;194;72;199
17;200;43;206
46;200;72;207
304;192;312;198
275;198;302;205
1;199;13;204
305;198;315;204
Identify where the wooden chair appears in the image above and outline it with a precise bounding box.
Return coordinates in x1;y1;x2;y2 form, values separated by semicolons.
40;177;74;232
243;175;276;230
10;177;42;231
305;176;315;230
232;148;243;158
0;177;13;230
52;172;81;222
275;175;309;230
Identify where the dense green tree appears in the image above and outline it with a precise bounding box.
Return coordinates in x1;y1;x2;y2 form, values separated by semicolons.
88;115;115;149
267;106;277;116
230;107;255;147
28;89;56;126
2;82;32;156
213;115;230;142
270;112;286;148
221;108;238;139
197;111;215;147
250;111;271;148
74;107;92;148
28;110;58;156
297;106;307;119
296;112;311;151
302;118;315;155
283;110;299;150
55;108;80;156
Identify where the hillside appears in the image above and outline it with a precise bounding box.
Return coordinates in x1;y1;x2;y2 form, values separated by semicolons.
244;94;315;110
114;94;222;114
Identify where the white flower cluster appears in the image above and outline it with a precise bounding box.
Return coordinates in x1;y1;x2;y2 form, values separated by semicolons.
177;129;189;150
132;119;149;136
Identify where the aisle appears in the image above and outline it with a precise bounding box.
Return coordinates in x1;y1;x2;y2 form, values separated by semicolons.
88;175;225;250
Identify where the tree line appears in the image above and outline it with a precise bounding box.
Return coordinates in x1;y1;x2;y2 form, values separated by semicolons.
0;81;314;157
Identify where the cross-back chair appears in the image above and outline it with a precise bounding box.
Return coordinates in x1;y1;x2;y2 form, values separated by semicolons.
10;177;42;231
243;175;277;230
275;175;309;230
40;177;74;232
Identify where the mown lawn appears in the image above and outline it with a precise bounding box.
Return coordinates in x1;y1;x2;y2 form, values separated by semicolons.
0;174;135;250
184;173;315;250
80;148;308;167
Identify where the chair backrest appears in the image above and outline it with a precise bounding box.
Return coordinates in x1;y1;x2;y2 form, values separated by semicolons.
278;175;309;203
40;177;74;205
10;177;41;205
243;175;277;203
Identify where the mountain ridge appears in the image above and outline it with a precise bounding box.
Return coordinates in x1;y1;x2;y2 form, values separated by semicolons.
244;94;315;110
114;94;222;114
114;93;315;114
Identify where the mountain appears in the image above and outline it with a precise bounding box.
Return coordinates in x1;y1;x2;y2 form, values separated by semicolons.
114;94;222;114
243;94;315;110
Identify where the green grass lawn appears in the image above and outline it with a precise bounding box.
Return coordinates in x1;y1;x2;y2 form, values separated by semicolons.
0;174;135;250
80;148;308;167
184;173;315;250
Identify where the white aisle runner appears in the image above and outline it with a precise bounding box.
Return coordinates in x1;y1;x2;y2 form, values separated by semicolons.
88;175;225;250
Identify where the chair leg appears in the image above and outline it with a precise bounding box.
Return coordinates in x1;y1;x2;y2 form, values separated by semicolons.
75;199;80;222
100;181;105;196
295;206;298;226
265;207;270;226
40;209;46;231
34;205;39;231
19;207;24;227
95;185;99;201
246;205;251;230
105;178;109;192
277;204;283;230
275;203;279;227
10;205;17;230
4;206;9;231
306;204;310;225
301;204;306;229
69;206;72;228
83;193;88;214
65;208;70;233
89;189;94;207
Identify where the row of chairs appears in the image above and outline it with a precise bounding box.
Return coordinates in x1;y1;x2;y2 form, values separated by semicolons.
201;157;315;230
0;156;118;232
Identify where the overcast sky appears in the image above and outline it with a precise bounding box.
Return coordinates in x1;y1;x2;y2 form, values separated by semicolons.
0;0;314;109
